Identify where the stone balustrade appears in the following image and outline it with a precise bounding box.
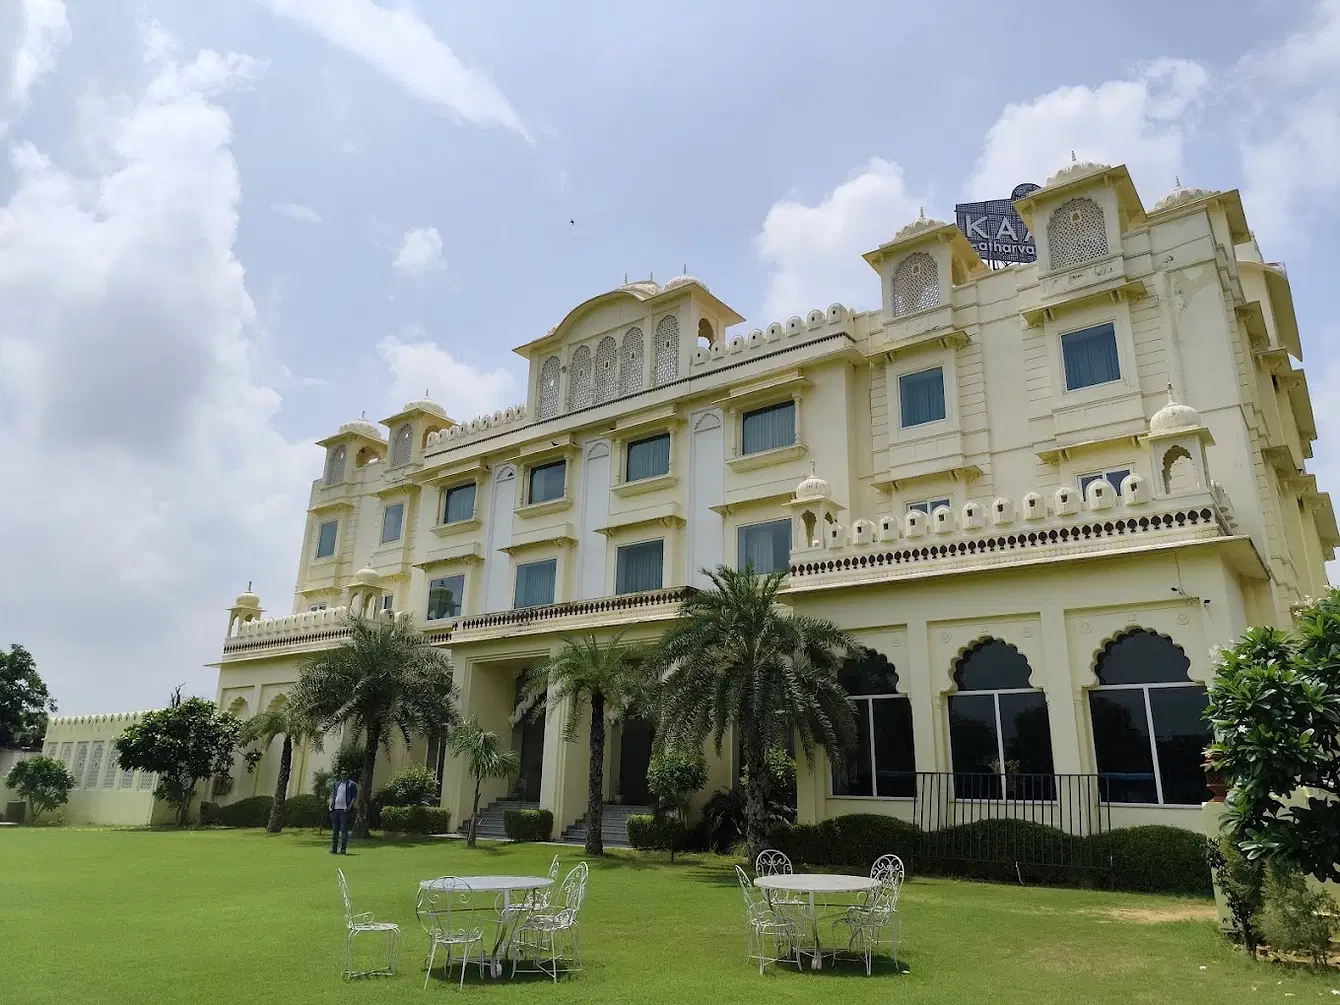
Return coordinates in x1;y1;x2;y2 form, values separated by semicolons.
426;403;528;449
691;303;850;369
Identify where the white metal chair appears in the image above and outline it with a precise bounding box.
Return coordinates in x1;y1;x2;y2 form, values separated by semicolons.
735;864;801;975
832;855;905;975
336;868;401;979
511;861;588;982
416;878;486;989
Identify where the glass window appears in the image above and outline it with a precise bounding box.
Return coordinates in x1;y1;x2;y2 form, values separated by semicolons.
626;434;671;482
426;574;464;621
1079;468;1130;496
737;519;791;575
315;520;338;558
741;401;796;455
381;594;394;612
443;483;476;524
380;502;405;544
832;650;915;798
528;460;566;504
308;604;327;612
1061;322;1121;390
514;559;557;609
907;498;951;515
899;367;947;427
615;539;664;594
425;735;447;799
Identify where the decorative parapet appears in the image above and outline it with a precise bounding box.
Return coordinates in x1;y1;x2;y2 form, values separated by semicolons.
46;710;154;729
691;304;849;369
450;586;695;644
221;607;431;659
426;404;528;449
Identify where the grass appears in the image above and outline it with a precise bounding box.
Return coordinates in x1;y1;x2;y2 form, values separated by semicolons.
2;827;1337;1003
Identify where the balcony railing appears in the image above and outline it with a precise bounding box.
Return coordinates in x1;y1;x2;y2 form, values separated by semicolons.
452;586;696;635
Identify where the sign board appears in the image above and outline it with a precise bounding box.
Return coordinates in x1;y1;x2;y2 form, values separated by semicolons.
955;183;1040;265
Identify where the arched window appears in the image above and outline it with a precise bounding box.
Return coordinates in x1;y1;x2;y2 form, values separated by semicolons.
697;317;715;347
833;649;915;798
653;315;679;385
1088;629;1209;805
1161;445;1197;494
620;327;644;394
325;444;346;485
536;356;562;419
1047;197;1108;270
948;639;1054;799
593;336;618;403
390;424;413;467
891;252;940;315
567;344;593;410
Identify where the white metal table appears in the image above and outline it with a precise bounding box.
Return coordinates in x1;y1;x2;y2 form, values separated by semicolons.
754;873;876;969
420;875;555;977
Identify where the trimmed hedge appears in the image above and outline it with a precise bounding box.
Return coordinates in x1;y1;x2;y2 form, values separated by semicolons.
381;805;452;835
770;814;917;871
215;796;273;828
626;814;689;852
503;808;553;843
1108;825;1213;896
199;801;221;825
281;794;327;829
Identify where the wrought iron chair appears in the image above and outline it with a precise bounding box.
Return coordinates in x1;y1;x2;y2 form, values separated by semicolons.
336;868;401;979
734;864;801;975
416;878;486;989
832;855;906;975
511;861;588;982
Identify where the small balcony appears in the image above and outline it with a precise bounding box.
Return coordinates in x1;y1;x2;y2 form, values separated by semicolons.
449;586;696;645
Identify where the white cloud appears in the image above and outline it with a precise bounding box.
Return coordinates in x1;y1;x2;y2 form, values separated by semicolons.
376;330;521;420
0;25;315;713
754;158;924;322
966;58;1208;200
258;0;528;139
1;0;70;132
391;225;445;277
273;201;321;223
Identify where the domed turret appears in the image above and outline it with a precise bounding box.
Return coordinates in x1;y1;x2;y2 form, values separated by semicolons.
795;462;832;502
1149;384;1202;436
1151;177;1217;214
234;588;261;609
663;273;708;292
1045;152;1112;188
352;567;380;587
400;397;448;419
338;418;384;439
893;207;949;242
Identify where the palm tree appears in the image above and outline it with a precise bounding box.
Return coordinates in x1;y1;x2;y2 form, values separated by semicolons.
647;565;859;863
448;717;520;847
290;613;459;838
239;698;320;834
521;632;654;855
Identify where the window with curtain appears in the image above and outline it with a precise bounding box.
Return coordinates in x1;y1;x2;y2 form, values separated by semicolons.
315;520;338;558
442;483;476;524
426;574;465;621
1089;629;1210;805
514;559;557;609
380;502;404;544
737;519;791;575
907;498;950;515
899;367;947;427
948;639;1055;800
831;649;916;798
625;433;671;482
615;539;664;594
528;460;566;504
1061;322;1121;390
1078;468;1130;497
741;401;795;455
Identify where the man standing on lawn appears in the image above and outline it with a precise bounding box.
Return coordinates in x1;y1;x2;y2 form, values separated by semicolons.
329;772;356;855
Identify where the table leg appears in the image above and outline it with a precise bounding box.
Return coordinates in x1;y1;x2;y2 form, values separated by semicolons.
491;891;511;977
809;892;821;970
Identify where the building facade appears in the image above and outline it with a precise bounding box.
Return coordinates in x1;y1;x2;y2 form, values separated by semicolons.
203;157;1333;838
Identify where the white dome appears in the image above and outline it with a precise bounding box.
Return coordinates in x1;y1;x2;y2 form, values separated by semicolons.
338;418;383;439
795;463;831;502
619;280;661;297
1151;182;1217;214
1150;386;1202;436
893;209;949;242
234;590;260;609
401;398;448;419
352;567;380;587
664;274;708;292
1045;155;1112;188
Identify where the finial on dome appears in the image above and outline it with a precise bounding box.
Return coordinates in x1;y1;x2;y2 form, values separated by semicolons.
918;206;925;220
1174;176;1182;190
424;387;430;397
1070;150;1077;163
649;270;654;282
360;410;366;419
247;581;252;592
624;272;628;285
682;264;687;275
1166;381;1176;406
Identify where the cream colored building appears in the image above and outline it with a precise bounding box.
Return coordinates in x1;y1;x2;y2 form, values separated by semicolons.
167;158;1338;838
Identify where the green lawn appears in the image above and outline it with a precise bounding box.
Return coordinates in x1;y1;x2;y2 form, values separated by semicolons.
2;827;1335;1003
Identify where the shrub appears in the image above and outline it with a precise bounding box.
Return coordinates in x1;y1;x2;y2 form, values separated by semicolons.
374;765;439;809
702;789;746;853
1106;825;1213;896
199;801;221;825
503;808;553;843
1207;836;1265;954
381;805;451;835
626;813;687;852
216;796;274;828
4;755;75;823
771;814;917;872
281;793;327;828
1256;865;1338;964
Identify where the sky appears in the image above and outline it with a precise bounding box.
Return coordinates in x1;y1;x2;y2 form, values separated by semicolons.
2;0;1339;714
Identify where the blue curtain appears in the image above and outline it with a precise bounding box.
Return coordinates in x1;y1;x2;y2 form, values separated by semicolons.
514;560;557;608
529;461;566;503
899;367;946;427
381;503;404;543
1061;323;1120;389
626;434;671;481
738;519;791;574
741;402;795;454
316;520;338;558
444;483;476;523
426;575;464;620
615;540;664;594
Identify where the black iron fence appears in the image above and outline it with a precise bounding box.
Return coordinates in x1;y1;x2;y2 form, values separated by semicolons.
910;772;1113;882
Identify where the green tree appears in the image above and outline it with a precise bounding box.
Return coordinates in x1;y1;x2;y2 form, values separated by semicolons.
521;632;654;855
114;687;242;826
646;744;707;861
238;698;321;834
4;755;74;823
447;716;519;848
1207;591;1340;884
291;614;459;839
648;565;859;863
0;644;56;749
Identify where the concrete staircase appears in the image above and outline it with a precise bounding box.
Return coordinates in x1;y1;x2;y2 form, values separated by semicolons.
560;803;652;849
459;797;538;842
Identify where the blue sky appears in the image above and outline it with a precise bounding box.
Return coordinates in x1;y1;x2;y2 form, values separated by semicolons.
2;0;1338;712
